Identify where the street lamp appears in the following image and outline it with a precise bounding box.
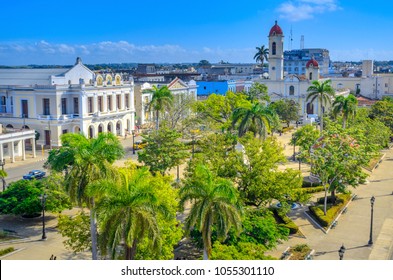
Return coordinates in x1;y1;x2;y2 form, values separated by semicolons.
292;134;296;161
39;193;48;240
338;244;346;260
132;130;135;155
191;134;195;158
368;196;375;245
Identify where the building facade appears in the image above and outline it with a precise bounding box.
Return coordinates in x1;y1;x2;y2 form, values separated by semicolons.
0;58;135;147
284;48;330;76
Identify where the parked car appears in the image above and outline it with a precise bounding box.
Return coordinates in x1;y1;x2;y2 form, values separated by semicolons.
133;140;148;150
23;170;46;180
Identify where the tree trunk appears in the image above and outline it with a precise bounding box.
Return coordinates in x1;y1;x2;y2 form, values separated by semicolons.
319;102;324;132
331;189;336;205
203;247;209;260
342;115;347;129
156;110;160;130
125;239;138;260
323;184;328;216
90;198;98;260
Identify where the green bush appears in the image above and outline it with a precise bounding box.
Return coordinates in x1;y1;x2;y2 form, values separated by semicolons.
309;194;351;227
282;126;294;133
0;247;15;257
296;186;324;194
272;208;299;234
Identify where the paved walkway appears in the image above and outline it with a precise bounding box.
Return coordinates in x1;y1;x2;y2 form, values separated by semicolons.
1;129;393;260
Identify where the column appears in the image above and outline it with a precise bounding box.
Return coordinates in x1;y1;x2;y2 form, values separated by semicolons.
93;94;98;114
103;93;107;113
21;140;26;161
121;93;125;110
32;138;36;158
0;143;3;162
10;141;15;163
80;94;87;117
112;94;117;112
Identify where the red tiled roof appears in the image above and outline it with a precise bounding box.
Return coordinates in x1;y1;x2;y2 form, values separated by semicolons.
306;58;319;68
269;21;283;36
357;96;377;107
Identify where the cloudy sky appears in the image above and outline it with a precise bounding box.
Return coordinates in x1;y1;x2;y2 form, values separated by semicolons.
1;0;393;65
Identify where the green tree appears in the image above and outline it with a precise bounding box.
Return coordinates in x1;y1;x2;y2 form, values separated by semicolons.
0;176;71;216
369;98;393;132
194;91;250;131
232;102;276;138
58;211;91;254
90;167;172;260
332;94;358;129
290;124;320;161
210;242;274;260
310;130;369;215
269;99;301;127
45;132;124;260
253;45;269;66
306;80;335;132
237;136;304;207
180;164;243;260
137;127;189;175
245;82;270;102
144;85;174;130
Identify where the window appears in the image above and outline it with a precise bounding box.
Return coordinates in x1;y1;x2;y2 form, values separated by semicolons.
61;98;67;115
62;129;68;134
21;100;28;118
272;42;276;55
73;98;79;115
88;97;93;113
125;94;129;109
107;95;112;111
116;95;121;110
43;98;50;115
386;83;388;87
309;73;313;80
98;96;103;112
289;86;295;95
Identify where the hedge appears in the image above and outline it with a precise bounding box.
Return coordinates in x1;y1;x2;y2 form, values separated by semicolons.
0;247;15;257
296;186;324;195
271;208;299;234
309;194;351;227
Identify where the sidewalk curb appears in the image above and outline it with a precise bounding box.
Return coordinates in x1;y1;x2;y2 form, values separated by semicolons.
0;247;25;259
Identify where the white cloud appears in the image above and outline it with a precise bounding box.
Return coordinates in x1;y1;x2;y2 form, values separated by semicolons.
277;0;340;22
0;40;256;65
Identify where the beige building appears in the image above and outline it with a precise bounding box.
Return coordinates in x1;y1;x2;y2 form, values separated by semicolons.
0;58;135;147
0;125;36;162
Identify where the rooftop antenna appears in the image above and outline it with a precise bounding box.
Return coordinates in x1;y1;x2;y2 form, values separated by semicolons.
289;26;293;50
300;35;304;49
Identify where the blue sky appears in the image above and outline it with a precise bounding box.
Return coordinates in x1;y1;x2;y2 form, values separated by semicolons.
1;0;393;65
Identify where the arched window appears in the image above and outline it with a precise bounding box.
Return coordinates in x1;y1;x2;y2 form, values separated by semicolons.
289;85;295;95
272;42;276;55
309;73;313;80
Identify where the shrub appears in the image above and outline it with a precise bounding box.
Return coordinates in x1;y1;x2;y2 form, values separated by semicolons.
309;194;351;227
271;208;299;234
0;247;15;257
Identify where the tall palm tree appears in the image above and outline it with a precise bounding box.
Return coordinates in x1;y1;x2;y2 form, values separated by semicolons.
232;102;276;138
332;94;358;129
179;164;242;260
90;167;170;260
254;45;269;66
45;133;124;260
144;85;174;130
306;80;335;132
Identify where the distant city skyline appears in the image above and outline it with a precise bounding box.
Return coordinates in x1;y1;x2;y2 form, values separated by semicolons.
1;0;393;65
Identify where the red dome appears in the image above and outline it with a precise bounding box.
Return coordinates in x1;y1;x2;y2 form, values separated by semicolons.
269;21;283;36
306;58;319;68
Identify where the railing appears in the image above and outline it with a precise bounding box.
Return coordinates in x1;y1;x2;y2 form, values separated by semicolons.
37;114;77;120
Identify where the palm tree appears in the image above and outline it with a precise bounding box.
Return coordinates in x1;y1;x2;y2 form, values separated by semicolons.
254;45;269;66
332;94;358;129
232;102;276;138
90;167;170;260
144;85;174;130
306;80;335;132
179;164;242;260
45;133;124;260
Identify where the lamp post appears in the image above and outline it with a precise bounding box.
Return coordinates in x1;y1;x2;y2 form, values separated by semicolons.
191;134;195;158
40;193;48;240
132;130;135;155
0;159;5;192
368;196;375;245
292;134;296;161
338;244;346;260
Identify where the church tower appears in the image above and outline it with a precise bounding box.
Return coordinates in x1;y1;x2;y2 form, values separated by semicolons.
306;57;320;81
268;21;284;81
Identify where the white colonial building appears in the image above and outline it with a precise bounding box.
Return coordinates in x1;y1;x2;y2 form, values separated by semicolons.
0;58;135;147
135;77;197;126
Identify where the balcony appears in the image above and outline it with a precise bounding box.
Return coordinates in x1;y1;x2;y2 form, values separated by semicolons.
37;114;78;121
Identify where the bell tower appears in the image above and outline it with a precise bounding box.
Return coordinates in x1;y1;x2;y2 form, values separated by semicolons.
268;21;284;81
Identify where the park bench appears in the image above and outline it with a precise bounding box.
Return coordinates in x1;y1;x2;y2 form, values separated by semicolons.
342;207;348;214
331;221;338;229
352;194;358;201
